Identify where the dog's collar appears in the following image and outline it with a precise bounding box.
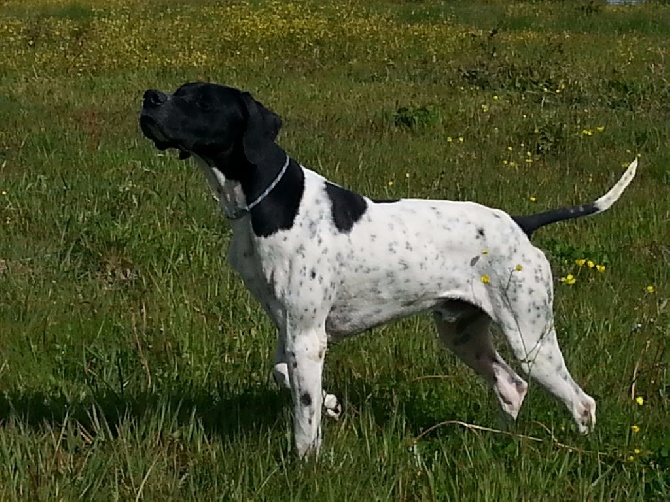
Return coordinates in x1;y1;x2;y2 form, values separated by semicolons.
226;155;291;220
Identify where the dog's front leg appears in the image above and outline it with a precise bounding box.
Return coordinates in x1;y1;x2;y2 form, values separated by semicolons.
285;325;327;458
273;335;342;421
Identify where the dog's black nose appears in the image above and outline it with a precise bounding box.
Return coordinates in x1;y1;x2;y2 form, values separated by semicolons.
143;89;167;108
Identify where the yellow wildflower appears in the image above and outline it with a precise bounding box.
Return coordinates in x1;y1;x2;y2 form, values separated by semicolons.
481;249;489;255
575;259;586;267
634;448;641;455
447;136;453;143
596;126;605;132
635;396;644;406
596;265;605;273
646;285;655;293
481;275;490;284
587;260;595;268
1;190;6;196
458;137;464;143
560;274;576;285
388;181;394;187
529;196;536;202
581;129;593;136
630;425;640;433
515;264;523;272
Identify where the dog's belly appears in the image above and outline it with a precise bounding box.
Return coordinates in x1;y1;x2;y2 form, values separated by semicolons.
325;297;440;340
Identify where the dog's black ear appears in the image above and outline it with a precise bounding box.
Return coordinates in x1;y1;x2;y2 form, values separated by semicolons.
240;92;282;165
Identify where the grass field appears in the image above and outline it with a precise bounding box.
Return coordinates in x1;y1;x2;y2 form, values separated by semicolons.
0;0;668;499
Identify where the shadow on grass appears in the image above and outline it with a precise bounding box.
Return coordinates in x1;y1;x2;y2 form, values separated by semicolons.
0;384;289;439
0;378;474;443
0;354;491;444
340;380;488;438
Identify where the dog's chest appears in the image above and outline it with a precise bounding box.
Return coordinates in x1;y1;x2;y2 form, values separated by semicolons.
226;220;326;324
227;224;275;305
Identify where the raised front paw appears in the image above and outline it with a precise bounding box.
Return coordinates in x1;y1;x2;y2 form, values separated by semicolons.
323;393;342;420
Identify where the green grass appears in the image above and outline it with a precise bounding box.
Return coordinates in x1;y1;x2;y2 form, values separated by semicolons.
0;0;668;499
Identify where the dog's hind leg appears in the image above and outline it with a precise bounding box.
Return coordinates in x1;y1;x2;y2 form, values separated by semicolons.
433;301;529;421
499;314;596;434
273;337;342;420
492;261;596;433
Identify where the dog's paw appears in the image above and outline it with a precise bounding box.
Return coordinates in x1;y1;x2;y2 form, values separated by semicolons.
323;393;342;420
574;395;596;434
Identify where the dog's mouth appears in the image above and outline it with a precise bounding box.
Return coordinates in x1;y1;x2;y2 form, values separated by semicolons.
139;110;192;160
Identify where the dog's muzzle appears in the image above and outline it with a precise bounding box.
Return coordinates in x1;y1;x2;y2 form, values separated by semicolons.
140;90;191;159
143;89;168;109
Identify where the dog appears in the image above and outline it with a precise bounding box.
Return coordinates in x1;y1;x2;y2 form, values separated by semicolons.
139;82;637;457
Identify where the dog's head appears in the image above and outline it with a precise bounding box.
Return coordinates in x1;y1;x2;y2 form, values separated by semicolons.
139;82;282;178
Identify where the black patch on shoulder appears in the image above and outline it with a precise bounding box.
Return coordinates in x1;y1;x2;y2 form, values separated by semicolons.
372;198;400;204
300;392;312;407
325;182;367;233
249;158;305;237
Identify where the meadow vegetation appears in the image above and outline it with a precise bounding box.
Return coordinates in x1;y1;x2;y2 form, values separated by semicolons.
0;0;668;499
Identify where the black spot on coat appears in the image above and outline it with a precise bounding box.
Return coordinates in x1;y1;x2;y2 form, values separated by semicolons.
300;392;312;407
325;182;367;233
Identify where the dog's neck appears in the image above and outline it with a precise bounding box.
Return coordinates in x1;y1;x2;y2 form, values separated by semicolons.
194;148;305;237
230;154;290;219
193;155;246;219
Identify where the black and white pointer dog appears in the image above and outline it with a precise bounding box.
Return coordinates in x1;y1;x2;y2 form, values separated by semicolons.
140;82;636;457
